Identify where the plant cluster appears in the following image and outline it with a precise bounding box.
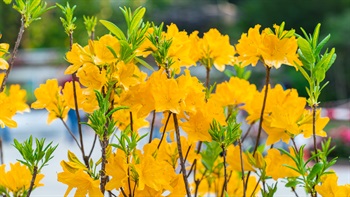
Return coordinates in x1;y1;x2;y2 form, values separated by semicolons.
0;1;348;197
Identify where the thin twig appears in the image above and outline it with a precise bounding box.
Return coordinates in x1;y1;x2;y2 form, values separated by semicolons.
291;137;299;154
220;147;227;197
88;133;98;159
312;104;319;162
241;121;256;143
126;156;132;197
60;118;81;149
26;166;38;197
148;110;156;143
239;139;246;197
173;113;191;197
253;66;271;155
292;187;300;197
0;137;3;165
0;16;25;92
157;112;171;149
120;187;127;197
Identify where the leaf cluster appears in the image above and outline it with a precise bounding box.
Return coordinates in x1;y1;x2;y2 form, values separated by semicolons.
13;135;58;173
296;23;337;105
56;2;76;36
11;0;55;28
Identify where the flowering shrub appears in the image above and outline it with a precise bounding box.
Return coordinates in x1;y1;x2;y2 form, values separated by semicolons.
0;1;349;197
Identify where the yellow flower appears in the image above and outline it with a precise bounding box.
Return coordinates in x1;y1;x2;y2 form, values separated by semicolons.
198;28;236;71
226;144;254;172
105;150;128;191
0;162;44;195
0;73;4;85
62;81;98;113
236;23;301;69
180;109;212;143
316;172;350;197
211;76;257;107
65;43;86;75
0;43;9;70
57;161;103;197
150;70;184;114
236;24;263;67
298;109;329;138
265;148;299;180
76;63;107;90
0;85;29;128
134;155;173;191
31;79;69;123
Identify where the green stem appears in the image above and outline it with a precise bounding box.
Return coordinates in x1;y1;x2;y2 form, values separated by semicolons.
173;113;191;197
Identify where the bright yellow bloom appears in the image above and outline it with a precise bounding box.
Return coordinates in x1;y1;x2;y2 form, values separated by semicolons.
211;76;257;107
298;108;329;138
0;73;4;86
150;70;184;114
0;43;9;70
105;150;128;191
134;154;173;192
197;28;236;71
0;162;44;195
316;172;350;197
265;148;299;180
76;63;107;90
236;23;301;69
57;161;103;197
65;34;120;75
113;61;147;91
226;144;254;172
31;79;69;123
0;85;29;128
62;81;98;113
236;24;263;67
180;108;212;143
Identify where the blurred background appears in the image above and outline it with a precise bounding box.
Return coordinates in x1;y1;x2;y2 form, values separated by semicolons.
1;0;349;157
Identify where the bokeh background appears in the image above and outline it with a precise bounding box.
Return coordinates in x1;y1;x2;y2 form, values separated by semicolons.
1;0;349;159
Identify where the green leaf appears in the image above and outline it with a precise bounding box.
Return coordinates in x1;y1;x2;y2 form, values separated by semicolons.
130;7;146;33
315;67;326;83
297;37;315;64
100;20;126;40
312;23;321;50
307;162;323;181
315;34;330;56
135;57;155;71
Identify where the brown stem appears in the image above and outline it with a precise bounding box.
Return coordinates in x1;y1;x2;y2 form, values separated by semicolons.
0;16;25;93
238;139;246;197
100;132;108;194
0;137;3;165
173;113;191;197
250;176;261;197
291;137;299;154
253;66;271;155
26;166;38;197
194;168;207;197
292;187;300;197
120;187;127;197
241;121;255;143
220;147;227;197
126;156;132;197
129;112;134;132
148;110;156;143
60;118;81;150
88;133;98;159
157;112;171;149
206;66;210;89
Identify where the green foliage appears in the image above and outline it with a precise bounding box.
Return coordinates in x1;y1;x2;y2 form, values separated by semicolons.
209;112;242;150
279;138;337;195
56;2;76;36
13;135;58;173
11;0;55;28
83;15;97;38
83;90;128;139
111;126;147;156
296;23;337;106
